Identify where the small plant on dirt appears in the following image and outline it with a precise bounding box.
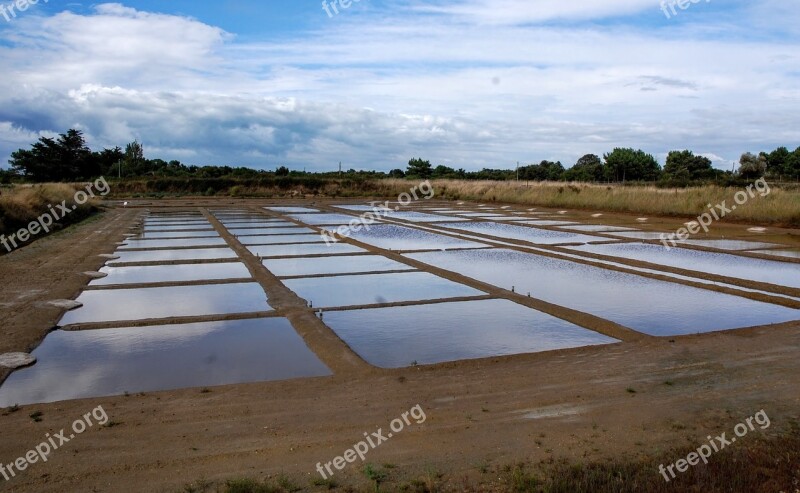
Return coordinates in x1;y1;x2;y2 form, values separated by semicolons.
276;474;300;492
363;464;388;492
310;477;338;489
200;388;212;394
102;421;123;428
507;463;538;492
224;478;281;493
29;410;43;422
2;404;20;416
626;387;637;394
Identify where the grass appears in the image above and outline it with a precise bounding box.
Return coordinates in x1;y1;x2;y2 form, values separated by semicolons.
0;183;103;250
187;427;799;492
29;410;43;422
109;177;800;226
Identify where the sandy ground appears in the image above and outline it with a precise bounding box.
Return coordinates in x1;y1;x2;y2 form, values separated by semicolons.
0;199;798;492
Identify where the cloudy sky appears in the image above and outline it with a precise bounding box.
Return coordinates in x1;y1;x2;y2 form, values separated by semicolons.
0;1;798;172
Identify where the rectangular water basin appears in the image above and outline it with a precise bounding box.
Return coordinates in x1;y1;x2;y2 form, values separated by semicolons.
108;248;237;264
239;235;324;246
565;242;800;290
248;243;367;258
0;318;329;406
264;255;415;277
59;283;271;325
436;222;605;245
120;238;228;249
283;271;483;308
406;249;799;336
347;224;489;251
91;262;251;286
322;299;618;368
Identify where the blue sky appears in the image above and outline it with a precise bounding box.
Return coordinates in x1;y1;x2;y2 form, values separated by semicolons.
1;1;798;172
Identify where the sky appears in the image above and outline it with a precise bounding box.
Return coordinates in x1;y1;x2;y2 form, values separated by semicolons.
0;0;798;173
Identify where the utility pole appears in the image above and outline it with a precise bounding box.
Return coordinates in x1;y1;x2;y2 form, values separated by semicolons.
338;161;342;176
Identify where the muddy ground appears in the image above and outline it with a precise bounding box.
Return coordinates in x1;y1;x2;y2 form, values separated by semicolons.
0;199;798;492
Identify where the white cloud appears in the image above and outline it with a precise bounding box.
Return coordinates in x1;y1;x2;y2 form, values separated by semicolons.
1;1;799;171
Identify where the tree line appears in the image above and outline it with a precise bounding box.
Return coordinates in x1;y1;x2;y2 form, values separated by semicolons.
2;129;798;185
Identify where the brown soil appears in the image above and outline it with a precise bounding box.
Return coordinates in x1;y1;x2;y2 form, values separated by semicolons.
0;199;798;492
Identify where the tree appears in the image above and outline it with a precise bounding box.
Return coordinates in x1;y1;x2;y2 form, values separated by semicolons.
9;129;95;181
520;160;565;181
565;154;604;182
765;146;790;177
432;165;457;178
603;148;661;182
275;166;290;176
663;150;714;181
738;152;767;179
406;158;432;178
388;168;406;178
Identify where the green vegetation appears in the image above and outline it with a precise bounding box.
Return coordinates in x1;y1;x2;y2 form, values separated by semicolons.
185;427;799;492
5;128;800;185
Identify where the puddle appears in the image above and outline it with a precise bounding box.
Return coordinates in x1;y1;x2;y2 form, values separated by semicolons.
91;263;252;286
59;283;271;325
565;242;800;289
108;248;238;264
347;224;489;251
436;222;605;245
120;238;228;249
247;242;366;258
321;299;617;368
264;255;415;277
517;404;586;420
239;234;324;246
283;271;483;308
228;227;315;235
219;218;286;225
0;318;330;406
406;249;800;336
286;213;363;226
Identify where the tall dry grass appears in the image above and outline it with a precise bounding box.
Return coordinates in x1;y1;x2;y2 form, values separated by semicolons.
0;184;101;239
390;180;800;226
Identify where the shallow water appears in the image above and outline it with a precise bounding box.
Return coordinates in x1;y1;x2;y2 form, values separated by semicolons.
556;225;639;232
228;227;315;235
435;222;605;245
322;299;618;368
264;255;415;277
565;242;800;289
120;238;228;249
266;207;322;213
108;248;237;264
750;249;800;260
382;211;470;222
283;271;483;308
347;224;489;251
59;283;271;325
239;234;324;246
406;249;799;336
91;262;252;286
287;213;364;226
133;231;220;239
247;242;366;257
0;318;330;406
